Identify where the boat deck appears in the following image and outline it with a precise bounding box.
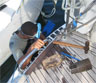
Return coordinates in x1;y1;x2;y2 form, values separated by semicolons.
18;31;96;83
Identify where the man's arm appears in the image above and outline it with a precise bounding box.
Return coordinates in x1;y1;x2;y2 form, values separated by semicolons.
17;39;44;69
40;33;45;40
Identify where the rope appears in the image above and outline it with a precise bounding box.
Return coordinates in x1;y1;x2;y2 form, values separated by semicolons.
16;0;24;13
41;0;57;18
62;0;83;11
62;0;86;19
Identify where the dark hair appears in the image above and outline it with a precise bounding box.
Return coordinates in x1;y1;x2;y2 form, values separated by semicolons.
21;21;37;36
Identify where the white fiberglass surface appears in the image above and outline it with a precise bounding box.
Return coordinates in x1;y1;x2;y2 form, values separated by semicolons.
0;0;21;32
0;0;8;6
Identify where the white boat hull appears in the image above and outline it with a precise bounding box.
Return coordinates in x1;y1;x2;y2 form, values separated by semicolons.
0;0;44;66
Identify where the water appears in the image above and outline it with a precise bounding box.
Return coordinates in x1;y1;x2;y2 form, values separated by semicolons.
0;0;65;82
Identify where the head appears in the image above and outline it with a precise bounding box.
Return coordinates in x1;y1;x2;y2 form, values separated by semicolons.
20;21;37;39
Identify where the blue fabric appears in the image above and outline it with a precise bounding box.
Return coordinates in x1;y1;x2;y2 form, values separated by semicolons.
42;20;55;37
80;13;82;16
73;20;77;27
35;23;41;38
61;52;80;61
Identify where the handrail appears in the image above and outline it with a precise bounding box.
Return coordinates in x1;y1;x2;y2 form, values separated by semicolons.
18;48;38;71
18;39;47;71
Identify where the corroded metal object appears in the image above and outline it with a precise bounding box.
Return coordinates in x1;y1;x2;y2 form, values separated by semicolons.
70;58;92;74
42;54;62;69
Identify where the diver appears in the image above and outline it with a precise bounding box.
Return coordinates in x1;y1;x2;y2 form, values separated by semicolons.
9;21;45;69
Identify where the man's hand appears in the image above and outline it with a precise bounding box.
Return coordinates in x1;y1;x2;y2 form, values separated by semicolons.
27;39;44;53
32;39;45;50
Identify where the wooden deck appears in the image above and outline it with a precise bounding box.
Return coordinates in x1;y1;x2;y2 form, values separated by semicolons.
18;31;96;83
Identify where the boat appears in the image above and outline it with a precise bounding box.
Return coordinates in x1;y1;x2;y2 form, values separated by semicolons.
0;0;44;81
0;0;96;82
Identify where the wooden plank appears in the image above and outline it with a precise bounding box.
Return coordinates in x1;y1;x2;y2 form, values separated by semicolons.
39;65;55;83
61;61;82;83
25;75;35;83
87;70;96;82
55;67;68;83
51;67;63;83
31;72;41;83
71;32;88;42
72;32;89;41
34;68;48;83
29;75;35;83
75;73;89;83
56;67;69;83
82;71;96;83
46;68;61;83
58;62;75;83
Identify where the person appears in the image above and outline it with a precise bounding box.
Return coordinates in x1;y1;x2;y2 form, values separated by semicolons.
9;21;45;69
